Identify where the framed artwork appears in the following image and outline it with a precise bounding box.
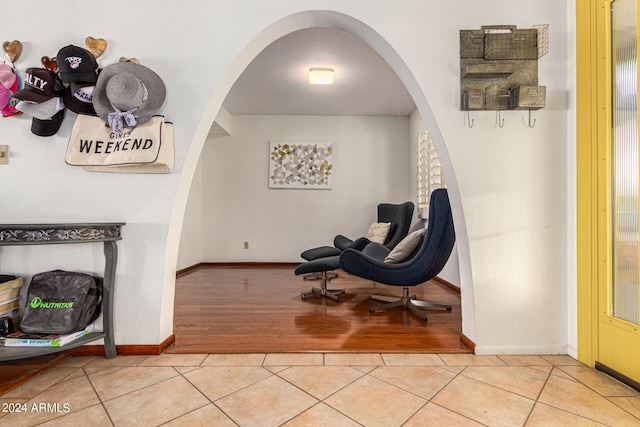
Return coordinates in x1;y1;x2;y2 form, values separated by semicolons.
268;141;333;189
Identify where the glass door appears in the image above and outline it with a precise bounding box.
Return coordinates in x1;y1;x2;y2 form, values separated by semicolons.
597;0;640;385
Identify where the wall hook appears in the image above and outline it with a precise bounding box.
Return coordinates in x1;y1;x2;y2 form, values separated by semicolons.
2;40;22;64
528;110;536;128
466;110;474;128
496;111;504;128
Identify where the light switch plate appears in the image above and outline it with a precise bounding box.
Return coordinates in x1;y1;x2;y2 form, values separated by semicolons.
0;145;8;165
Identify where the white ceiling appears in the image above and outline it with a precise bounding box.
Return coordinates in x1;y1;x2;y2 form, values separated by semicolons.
222;28;416;117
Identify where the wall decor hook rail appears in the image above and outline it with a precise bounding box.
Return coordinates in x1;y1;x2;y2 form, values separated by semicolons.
459;24;549;128
467;110;474;128
528;110;536;128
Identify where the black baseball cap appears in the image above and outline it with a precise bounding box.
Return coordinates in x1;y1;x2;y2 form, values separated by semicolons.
63;82;97;116
31;109;65;137
57;45;99;84
12;68;64;104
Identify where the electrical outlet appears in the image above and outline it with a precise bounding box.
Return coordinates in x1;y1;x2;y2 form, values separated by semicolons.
244;241;249;249
0;145;7;165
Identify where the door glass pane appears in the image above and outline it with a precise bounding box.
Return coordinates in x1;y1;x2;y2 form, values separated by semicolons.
612;0;639;324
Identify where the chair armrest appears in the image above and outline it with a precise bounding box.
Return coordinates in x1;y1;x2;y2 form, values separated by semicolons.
335;235;370;251
333;234;354;250
349;237;371;251
361;242;391;260
339;247;411;286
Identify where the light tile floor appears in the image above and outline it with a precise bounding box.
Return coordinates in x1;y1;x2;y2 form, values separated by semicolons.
0;353;639;426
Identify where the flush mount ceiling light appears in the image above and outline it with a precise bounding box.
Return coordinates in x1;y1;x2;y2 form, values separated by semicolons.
308;67;334;85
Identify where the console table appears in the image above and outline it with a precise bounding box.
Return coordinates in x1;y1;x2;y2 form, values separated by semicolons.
0;222;124;360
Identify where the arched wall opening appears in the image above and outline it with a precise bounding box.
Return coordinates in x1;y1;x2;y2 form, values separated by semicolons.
162;10;476;345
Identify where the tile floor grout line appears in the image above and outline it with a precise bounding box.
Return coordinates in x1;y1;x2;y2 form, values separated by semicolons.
521;368;553;427
555;364;640;402
403;399;431;426
534;368;640;425
429;401;493;427
321;368;390;427
364;364;441;404
172;364;240;426
153;391;212;427
207;398;238;427
7;354;639;426
532;365;553;402
273;363;366;406
456;365;549;403
271;362;406;426
84;367;181;404
422;364;478;424
8;368;85;427
605;397;640;422
80;367;116;427
211;364;323;413
535;398;616;425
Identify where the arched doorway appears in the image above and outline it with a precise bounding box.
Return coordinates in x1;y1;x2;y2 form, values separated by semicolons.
165;10;476;347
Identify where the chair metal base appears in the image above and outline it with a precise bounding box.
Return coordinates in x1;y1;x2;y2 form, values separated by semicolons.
301;271;344;301
370;286;451;321
303;271;338;281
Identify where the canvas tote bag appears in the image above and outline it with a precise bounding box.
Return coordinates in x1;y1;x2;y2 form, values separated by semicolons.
65;115;173;173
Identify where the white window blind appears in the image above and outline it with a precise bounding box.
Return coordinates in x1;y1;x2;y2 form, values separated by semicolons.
417;131;444;219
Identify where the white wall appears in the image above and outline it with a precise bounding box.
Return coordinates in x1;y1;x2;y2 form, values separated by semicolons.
409;110;461;287
0;0;574;354
566;1;578;358
177;109;233;270
198;114;411;262
177;157;203;271
181;109;462;285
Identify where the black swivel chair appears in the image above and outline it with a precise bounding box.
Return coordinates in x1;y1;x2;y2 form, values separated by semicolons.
300;201;415;262
333;201;415;252
339;189;455;320
295;202;414;299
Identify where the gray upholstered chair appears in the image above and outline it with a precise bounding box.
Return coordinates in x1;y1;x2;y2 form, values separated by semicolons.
338;189;455;320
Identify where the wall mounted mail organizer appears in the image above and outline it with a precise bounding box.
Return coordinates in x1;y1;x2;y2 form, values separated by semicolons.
460;25;548;127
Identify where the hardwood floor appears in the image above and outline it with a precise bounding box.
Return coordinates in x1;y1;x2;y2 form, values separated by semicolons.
169;264;471;354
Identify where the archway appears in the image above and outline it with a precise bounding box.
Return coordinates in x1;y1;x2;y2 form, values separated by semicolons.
163;10;476;346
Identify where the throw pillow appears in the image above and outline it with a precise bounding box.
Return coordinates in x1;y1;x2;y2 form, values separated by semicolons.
384;228;427;263
366;222;391;244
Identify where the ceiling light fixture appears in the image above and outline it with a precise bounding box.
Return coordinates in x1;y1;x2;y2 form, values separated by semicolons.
308;67;334;85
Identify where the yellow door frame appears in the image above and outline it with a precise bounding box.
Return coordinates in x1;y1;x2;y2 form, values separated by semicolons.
577;0;640;383
577;0;605;369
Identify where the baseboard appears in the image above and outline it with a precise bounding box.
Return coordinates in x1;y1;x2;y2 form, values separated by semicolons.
184;264;454;277
433;276;460;293
177;262;300;277
460;333;476;352
176;263;203;277
201;262;300;268
160;333;176;352
474;344;569;355
67;334;176;357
